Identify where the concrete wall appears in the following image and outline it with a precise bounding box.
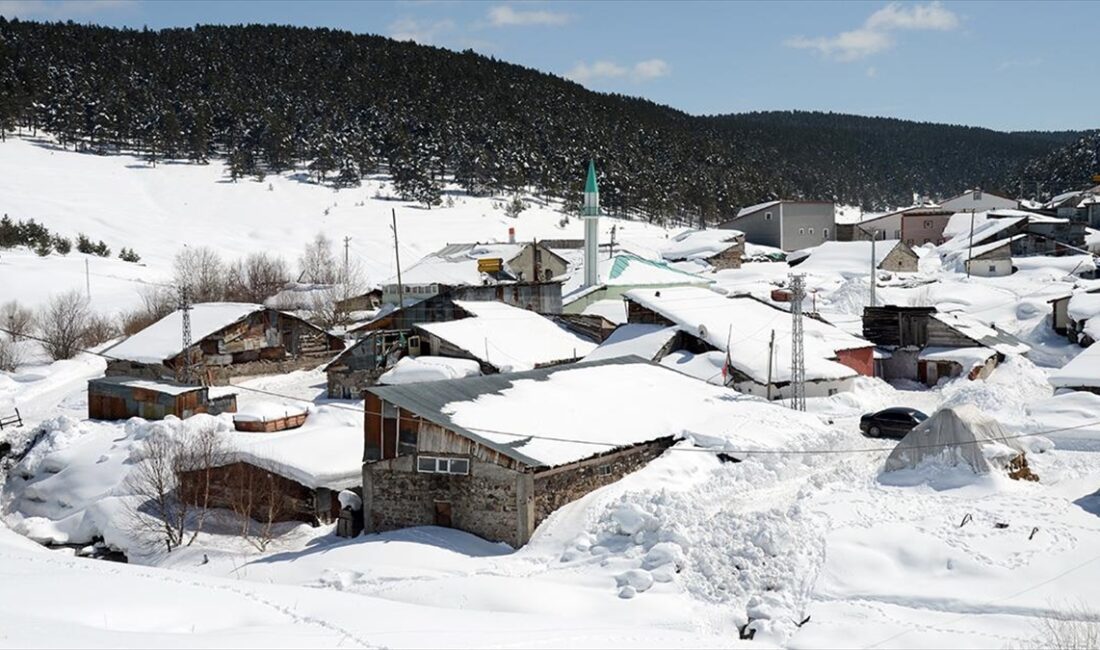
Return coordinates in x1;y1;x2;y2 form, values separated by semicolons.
940;191;1017;212
878;347;920;381
509;243;570;283
853;213;903;241
732;375;855;400
902;214;952;246
779;202;836;251
1051;298;1070;334
719;208;781;248
966;257;1013;277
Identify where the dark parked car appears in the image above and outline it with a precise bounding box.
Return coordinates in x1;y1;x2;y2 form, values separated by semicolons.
860;407;928;439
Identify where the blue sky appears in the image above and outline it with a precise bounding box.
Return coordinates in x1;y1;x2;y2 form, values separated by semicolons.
2;0;1097;132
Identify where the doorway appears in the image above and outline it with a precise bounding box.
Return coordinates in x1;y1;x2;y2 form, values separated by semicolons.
434;501;453;528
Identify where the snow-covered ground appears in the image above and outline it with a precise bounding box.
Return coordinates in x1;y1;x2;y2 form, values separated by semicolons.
4;135;1100;648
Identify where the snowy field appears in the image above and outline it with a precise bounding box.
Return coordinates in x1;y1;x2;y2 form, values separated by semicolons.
3;134;1100;648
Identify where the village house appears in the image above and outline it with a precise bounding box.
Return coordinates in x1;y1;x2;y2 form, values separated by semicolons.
381;241;570;305
658;229;745;270
560;253;713;322
614;286;875;399
938;189;1018;212
103;303;345;385
717;200;835;251
87;376;237;421
862;306;1029;385
177;407;362;527
964;236;1020;277
327;290;573;397
334;288;383;313
940;210;1087;259
1048;288;1100;346
360;357;814;547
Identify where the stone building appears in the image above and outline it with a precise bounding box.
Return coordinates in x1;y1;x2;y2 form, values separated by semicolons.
88;376;237;421
360;358;690;547
104;303;345;385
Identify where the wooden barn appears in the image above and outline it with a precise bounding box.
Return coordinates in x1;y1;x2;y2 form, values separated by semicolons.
104;303;344;385
87;376;237;421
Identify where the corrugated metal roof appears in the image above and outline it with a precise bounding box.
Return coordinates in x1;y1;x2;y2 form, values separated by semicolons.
366;356;651;468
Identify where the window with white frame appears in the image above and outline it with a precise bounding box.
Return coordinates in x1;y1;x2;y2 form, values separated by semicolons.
764;212;772;221
824;228;829;239
988;264;996;272
808;227;814;235
417;455;470;475
799;228;805;235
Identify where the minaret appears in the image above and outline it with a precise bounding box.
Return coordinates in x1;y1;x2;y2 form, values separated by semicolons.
582;159;600;287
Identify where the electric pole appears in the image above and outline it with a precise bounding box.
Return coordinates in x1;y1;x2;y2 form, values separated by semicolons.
177;284;193;383
966;211;976;278
391;208;404;307
789;274;807;412
343;235;351;300
85;258;90;300
766;329;776;401
869;229;877;308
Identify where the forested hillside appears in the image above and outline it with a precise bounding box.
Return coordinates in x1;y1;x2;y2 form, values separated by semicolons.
0;19;1084;220
1014;131;1100;195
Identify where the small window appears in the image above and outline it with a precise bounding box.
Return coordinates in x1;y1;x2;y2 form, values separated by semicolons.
416;455;470;475
799;228;805;235
823;228;829;239
449;458;470;475
764;212;772;221
417;456;436;472
924;220;933;228
535;249;542;262
974;190;983;201
596;464;612;476
808;227;814;235
989;264;997;272
894;229;901;238
828;388;838;396
544;269;553;281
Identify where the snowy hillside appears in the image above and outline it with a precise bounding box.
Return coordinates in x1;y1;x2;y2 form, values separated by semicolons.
0;136;670;315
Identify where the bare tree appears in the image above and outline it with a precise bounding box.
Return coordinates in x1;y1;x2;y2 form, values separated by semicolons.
37;290;91;360
173;246;226;302
225;252;291;303
298;232;337;284
0;337;25;372
125;426;229;552
0;301;34;340
118;285;177;336
80;312;119;348
226;464;295;552
1032;604;1100;649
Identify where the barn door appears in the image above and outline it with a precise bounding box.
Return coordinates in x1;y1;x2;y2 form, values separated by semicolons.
434;501;453;528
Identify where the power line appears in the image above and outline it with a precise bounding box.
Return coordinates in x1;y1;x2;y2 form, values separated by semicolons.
6;325;1100;458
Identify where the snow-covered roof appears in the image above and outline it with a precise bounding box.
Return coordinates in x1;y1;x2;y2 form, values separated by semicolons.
104;303;264;364
414;300;596;372
387;242;526;287
584;324;679;363
378;356;482;385
917;346;996;370
795;240;913;276
1050;344;1100;389
1044;190;1083;209
367;357;830;468
232;401;308;423
659;229;743;262
940;213;1026;250
561;253;711;301
580;298;628;324
623;286;871;383
931;311;1030;356
225;407;362;490
1067;291;1100;324
966;234;1025;260
88;375;209;396
736;200;781;218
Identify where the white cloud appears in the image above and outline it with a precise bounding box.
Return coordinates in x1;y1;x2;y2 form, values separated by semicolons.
566;58;671;84
487;5;570;27
786;1;960;62
0;0;135;18
388;17;456;45
633;58;671;80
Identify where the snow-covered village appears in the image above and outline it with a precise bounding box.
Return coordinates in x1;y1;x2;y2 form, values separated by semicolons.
2;2;1100;648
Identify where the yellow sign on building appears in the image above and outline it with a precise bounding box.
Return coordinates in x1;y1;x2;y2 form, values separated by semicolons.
477;257;503;273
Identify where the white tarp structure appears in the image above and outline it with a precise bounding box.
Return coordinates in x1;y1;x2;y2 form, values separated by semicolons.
884;404;1027;475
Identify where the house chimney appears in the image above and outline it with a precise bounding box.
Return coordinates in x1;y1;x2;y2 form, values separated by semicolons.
508;227;515;244
582;159;600;288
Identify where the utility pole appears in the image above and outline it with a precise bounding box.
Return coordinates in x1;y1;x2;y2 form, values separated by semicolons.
766;329;775;401
343;236;351;300
789;274;807;412
84;258;90;300
966;211;976;278
533;238;540;283
869;229;877;308
391;208;404;307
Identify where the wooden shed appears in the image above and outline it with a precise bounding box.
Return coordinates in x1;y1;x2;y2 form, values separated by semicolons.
87;376;237;421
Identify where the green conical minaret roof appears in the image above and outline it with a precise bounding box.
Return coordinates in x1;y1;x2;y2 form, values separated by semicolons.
585;159;598;194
